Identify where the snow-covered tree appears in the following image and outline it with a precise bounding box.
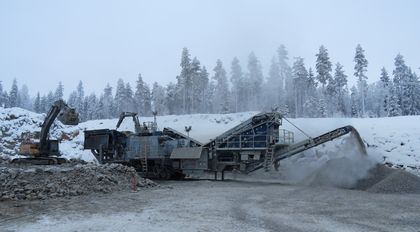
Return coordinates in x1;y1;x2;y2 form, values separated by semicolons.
230;57;244;112
212;59;230;113
315;45;332;90
177;47;193;114
54;82;64;100
114;79;126;116
85;93;98;120
124;82;134;112
291;57;308;117
265;57;283;111
379;67;390;116
67;91;78;108
354;44;368;116
247;52;263;110
34;92;41;113
40;94;48;113
165;82;178;115
332;63;348;115
388;84;402;117
101;84;114;119
76;81;85;114
198;66;210;113
350;86;359;117
151;82;167;115
9;78;19;107
278;45;293;113
19;84;31;110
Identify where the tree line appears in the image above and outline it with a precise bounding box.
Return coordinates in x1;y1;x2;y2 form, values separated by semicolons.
0;45;418;121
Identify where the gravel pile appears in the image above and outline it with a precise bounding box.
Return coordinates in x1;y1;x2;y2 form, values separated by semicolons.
354;164;420;194
0;163;156;201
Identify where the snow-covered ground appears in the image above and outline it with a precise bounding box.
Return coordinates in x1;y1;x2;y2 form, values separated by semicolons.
1;107;419;170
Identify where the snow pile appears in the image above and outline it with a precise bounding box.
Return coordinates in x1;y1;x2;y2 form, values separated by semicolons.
0;162;156;201
0;107;96;161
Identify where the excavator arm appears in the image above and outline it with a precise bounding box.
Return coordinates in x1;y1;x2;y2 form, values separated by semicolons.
116;112;141;134
38;100;79;155
246;125;367;173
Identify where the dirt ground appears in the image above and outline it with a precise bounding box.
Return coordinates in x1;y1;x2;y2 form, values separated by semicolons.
1;178;420;232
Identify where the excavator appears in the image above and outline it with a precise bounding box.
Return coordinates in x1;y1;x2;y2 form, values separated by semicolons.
13;100;79;165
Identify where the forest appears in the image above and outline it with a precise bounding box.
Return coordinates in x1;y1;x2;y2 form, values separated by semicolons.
0;44;418;122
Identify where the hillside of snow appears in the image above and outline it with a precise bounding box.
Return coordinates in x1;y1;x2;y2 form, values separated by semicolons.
1;107;419;170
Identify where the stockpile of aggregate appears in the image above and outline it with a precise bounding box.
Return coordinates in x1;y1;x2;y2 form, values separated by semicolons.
354;164;420;194
0;162;156;201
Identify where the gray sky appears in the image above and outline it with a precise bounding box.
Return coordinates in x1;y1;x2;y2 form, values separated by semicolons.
1;0;419;97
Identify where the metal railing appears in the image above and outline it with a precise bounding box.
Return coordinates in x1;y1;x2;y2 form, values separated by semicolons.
278;129;294;145
215;134;277;149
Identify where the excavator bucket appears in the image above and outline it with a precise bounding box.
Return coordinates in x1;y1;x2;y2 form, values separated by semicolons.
58;108;79;125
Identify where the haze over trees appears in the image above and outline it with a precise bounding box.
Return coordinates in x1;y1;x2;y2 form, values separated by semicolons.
1;45;419;121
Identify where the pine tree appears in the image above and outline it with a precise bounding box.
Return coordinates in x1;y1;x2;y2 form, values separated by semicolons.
19;84;31;110
102;84;114;118
291;57;308;117
333;63;348;115
34;92;41;113
350;86;359;117
135;74;145;115
125;82;134;112
165;82;178;115
143;83;152;116
86;93;98;120
115;78;126;115
151;82;167;115
198;66;210;113
67;91;78;108
230;57;244;112
54;82;64;100
177;47;192;114
315;45;332;90
388;84;402;117
212;59;230;113
247;52;263;110
265;57;283;110
76;80;85;113
9;78;19;107
354;44;368;116
400;68;419;115
190;57;202;113
40;95;48;113
278;45;293;114
379;67;390;116
46;91;55;110
302;68;319;117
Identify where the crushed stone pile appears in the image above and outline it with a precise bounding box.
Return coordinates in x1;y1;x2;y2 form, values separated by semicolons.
0;162;156;201
354;164;420;194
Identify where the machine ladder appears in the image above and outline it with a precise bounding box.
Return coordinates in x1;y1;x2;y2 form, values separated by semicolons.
264;147;274;172
141;138;149;176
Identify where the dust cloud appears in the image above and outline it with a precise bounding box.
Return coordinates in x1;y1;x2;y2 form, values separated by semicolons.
277;133;379;188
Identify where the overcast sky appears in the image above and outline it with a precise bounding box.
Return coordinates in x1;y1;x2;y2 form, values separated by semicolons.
1;0;419;97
